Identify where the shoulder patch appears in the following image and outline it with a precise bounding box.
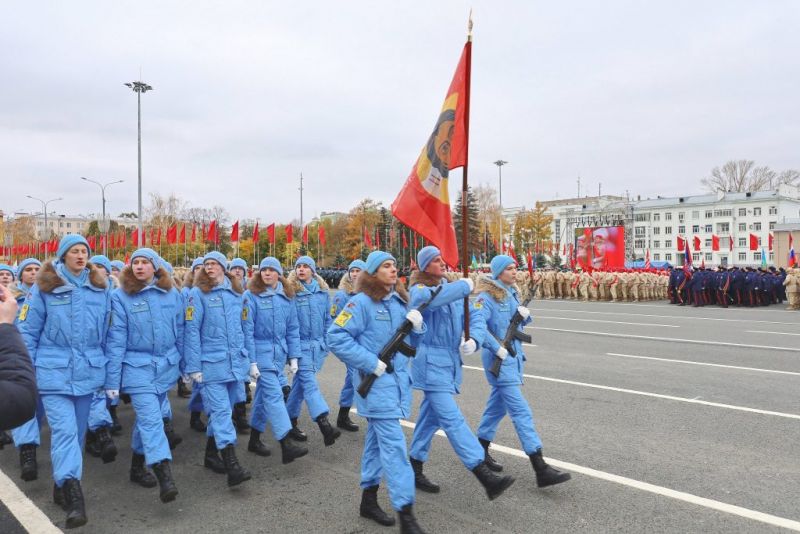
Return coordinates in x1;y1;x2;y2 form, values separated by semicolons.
242;307;248;321
474;299;483;309
334;310;353;327
330;303;338;317
346;302;356;308
185;306;195;321
18;303;29;322
416;284;425;289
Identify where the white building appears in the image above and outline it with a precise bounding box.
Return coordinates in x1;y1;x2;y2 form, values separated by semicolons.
12;211;138;240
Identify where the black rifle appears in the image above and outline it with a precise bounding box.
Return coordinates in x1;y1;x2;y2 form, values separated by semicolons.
488;296;533;378
357;285;442;398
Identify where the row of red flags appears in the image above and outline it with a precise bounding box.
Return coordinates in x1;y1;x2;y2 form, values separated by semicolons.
676;234;773;253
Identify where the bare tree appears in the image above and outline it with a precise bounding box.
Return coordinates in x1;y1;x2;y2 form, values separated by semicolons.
701;160;800;192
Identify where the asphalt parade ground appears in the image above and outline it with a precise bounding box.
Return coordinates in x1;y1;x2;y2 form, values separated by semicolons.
1;299;799;533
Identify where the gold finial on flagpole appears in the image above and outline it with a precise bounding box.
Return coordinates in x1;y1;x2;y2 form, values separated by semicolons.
467;8;473;41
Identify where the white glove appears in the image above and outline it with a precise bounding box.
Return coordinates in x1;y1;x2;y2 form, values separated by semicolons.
105;389;119;400
289;358;299;374
461;277;474;292
181;374;192;385
459;337;477;356
249;363;261;380
373;360;387;377
495;346;508;360
406;309;424;332
517;305;531;320
190;372;203;384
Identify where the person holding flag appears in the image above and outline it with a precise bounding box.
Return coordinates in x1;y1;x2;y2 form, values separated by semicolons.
473;255;571;488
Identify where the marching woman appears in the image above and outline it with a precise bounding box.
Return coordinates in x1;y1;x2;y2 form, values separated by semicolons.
9;258;44;481
243;257;308;463
329;259;367;432
228;257;251;433
182;257;208;432
407;246;515;500
18;235;113;528
105;248;181;503
328;250;428;532
184;251;252;487
284;256;340;446
473;255;570;488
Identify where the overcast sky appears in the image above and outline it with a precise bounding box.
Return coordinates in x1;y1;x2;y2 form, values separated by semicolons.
2;1;799;223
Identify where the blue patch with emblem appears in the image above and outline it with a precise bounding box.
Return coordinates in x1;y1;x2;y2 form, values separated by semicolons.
50;295;71;306
131;301;150;313
208;297;223;308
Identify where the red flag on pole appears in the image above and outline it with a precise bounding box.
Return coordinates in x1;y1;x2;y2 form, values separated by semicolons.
402;231;408;249
749;233;758;251
231;221;239;242
302;225;308;245
676;236;685;251
391;41;470;268
768;233;774;251
190;224;197;242
267;224;276;245
413;232;418;249
711;234;720;252
207;220;217;244
693;236;701;251
318;226;326;247
644;249;651;269
729;234;733;252
252;222;259;243
375;228;381;248
167;224;177;245
389;228;395;248
179;224;186;244
285;225;293;244
364;228;373;248
132;230;139;247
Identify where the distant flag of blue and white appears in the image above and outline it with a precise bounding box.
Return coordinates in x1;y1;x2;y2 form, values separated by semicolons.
761;246;768;269
471;255;478;270
789;234;796;267
683;238;692;275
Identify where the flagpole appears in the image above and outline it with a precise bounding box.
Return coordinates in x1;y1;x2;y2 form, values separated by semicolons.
461;15;473;338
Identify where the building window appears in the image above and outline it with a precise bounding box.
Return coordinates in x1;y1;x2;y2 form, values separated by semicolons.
769;252;774;261
717;222;730;233
665;212;672;221
678;225;686;234
753;207;761;216
59;222;64;228
752;222;761;231
738;252;747;261
664;226;672;235
653;213;660;221
555;219;561;238
678;212;685;223
652;227;660;235
692;211;699;220
692;225;700;233
654;253;660;261
635;226;646;237
665;240;672;249
705;253;712;261
692;253;700;262
738;208;746;216
769;221;775;230
705;210;713;218
704;225;712;233
634;213;650;222
634;239;645;249
738;223;746;232
769;206;777;215
754;251;761;261
653;240;660;248
714;209;732;217
704;239;712;248
738;238;747;247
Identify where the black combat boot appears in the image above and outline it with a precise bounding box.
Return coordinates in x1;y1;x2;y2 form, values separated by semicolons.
279;436;308;464
53;482;66;509
177;379;191;398
316;414;341;446
189;411;207;432
282;385;291;403
288;418;307;442
397;504;426;534
471;461;515;500
410;458;440;493
529;449;571;488
84;429;101;457
163;418;183;449
129;453;157;488
359;485;395;526
220;444;251;487
204;436;226;474
232;402;250;433
95;427;118;463
247;430;271;457
108;404;122;435
19;444;38;481
478;438;503;472
244;382;252;404
336;406;359;432
62;478;87;529
151;460;178;503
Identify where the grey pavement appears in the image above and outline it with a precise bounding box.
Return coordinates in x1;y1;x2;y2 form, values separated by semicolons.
1;299;798;533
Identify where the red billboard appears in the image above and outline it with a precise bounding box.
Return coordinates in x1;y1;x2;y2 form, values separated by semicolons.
575;226;625;270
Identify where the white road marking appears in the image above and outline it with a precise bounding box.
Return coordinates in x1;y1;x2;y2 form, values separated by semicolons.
461;365;800;420
605;352;800;376
746;330;800;337
0;467;61;533
535;300;796;314
534;316;679;328
357;413;800;532
527;326;800;352
529;307;800;326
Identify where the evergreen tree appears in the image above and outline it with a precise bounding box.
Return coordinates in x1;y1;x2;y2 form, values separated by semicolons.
452;186;481;268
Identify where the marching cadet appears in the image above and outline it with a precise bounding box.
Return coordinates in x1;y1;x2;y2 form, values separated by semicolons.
578;269;592;302
473;255;571;488
0;264;18;448
407;246;515;501
105;248;181;503
228;257;251;433
8;258;43;481
330;259;368;433
18;235;113;528
327;250;428;532
285;256;340;446
110;260;125;278
243;257;309;463
182;257;208;432
184;251;252;488
784;267;799;310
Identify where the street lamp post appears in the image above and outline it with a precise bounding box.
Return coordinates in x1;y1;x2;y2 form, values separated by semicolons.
124;80;153;243
81;177;124;256
493;160;508;249
26;195;62;242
